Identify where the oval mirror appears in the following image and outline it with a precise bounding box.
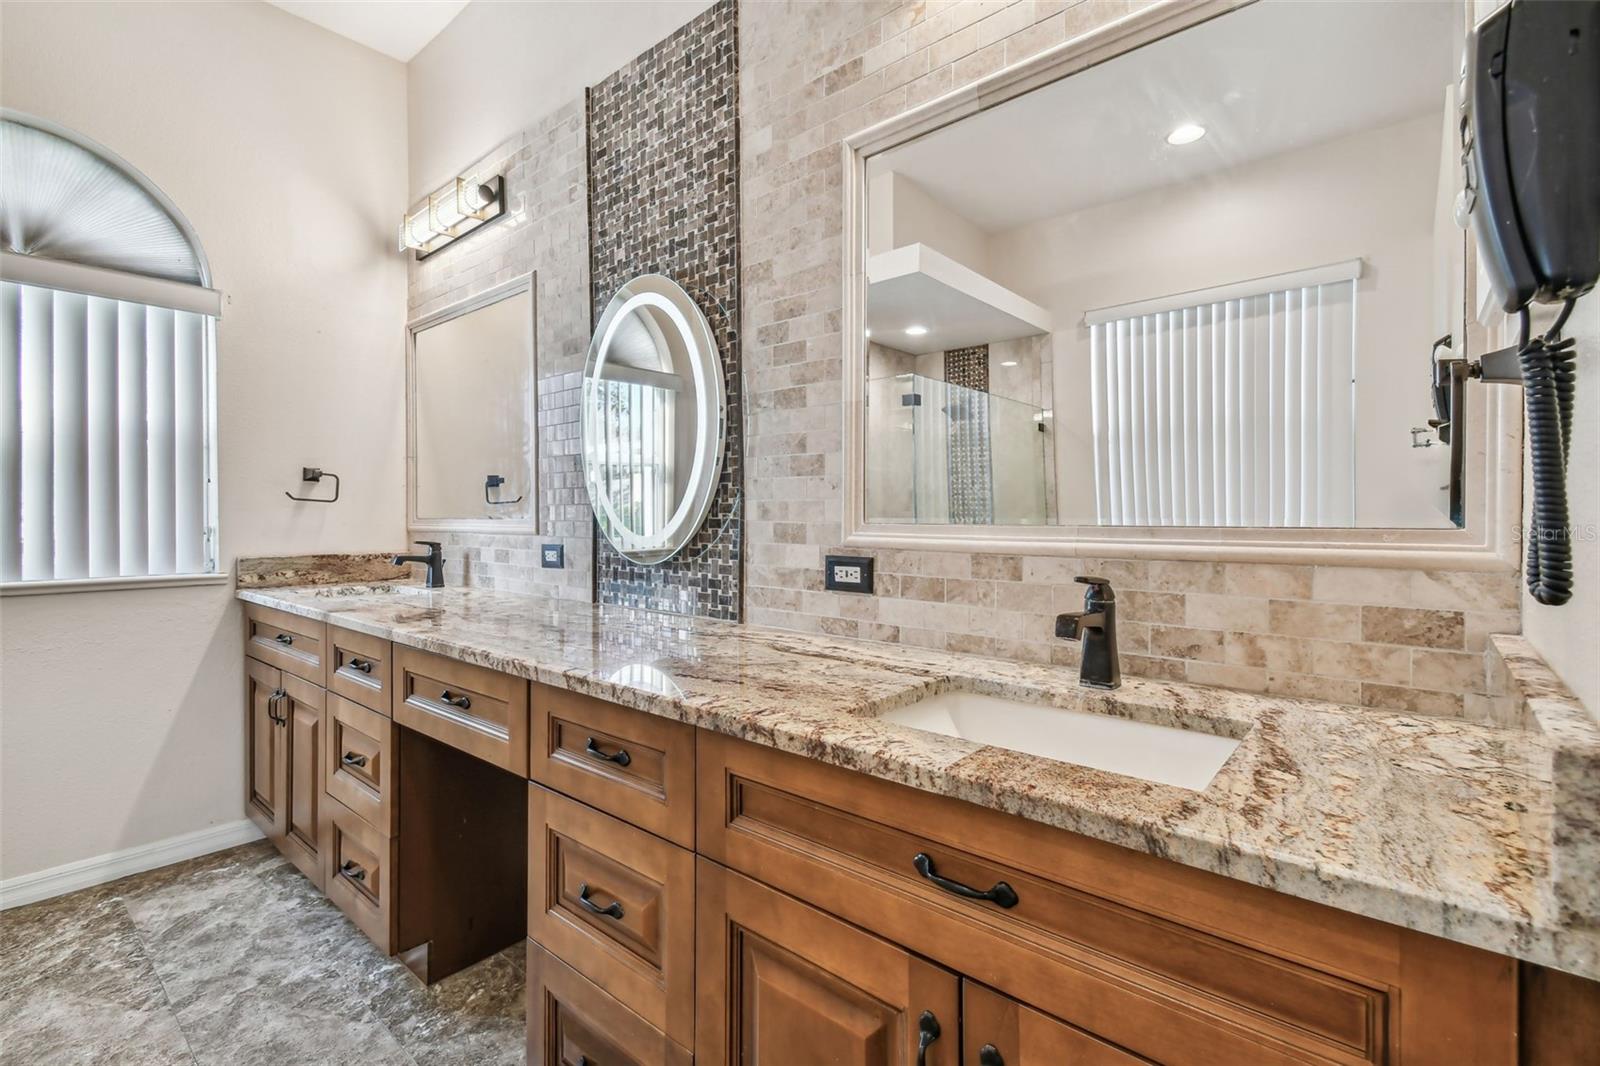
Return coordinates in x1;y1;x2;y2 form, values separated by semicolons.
582;274;726;565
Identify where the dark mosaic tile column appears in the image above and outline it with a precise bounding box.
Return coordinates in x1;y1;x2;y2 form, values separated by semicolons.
944;345;994;525
586;0;742;621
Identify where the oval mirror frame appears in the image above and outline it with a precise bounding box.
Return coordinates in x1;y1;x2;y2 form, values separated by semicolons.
582;274;727;565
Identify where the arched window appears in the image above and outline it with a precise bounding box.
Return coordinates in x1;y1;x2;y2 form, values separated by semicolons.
1;111;221;589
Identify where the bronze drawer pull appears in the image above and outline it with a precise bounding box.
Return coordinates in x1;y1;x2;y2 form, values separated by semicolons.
341;752;368;768
979;1045;1004;1066
584;737;631;767
576;883;624;919
339;860;367;883
346;657;373;674
912;852;1019;909
273;632;294;646
438;689;472;710
916;1010;941;1066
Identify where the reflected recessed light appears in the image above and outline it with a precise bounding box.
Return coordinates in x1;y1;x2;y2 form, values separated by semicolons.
1166;123;1206;146
864;328;872;337
904;325;928;336
1000;360;1018;367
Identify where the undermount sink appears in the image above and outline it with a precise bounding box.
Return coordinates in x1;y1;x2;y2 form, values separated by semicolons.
878;690;1240;791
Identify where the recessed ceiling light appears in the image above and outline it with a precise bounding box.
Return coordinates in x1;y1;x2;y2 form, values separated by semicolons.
1000;360;1018;367
1166;123;1206;146
904;325;928;337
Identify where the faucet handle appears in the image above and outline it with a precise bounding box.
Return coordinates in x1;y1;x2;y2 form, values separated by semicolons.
414;540;442;552
1075;575;1115;601
1075;575;1112;586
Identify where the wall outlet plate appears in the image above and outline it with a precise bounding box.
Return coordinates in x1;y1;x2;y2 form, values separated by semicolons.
824;554;874;593
540;543;564;568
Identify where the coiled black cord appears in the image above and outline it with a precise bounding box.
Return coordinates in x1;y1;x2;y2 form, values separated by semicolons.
1520;298;1578;606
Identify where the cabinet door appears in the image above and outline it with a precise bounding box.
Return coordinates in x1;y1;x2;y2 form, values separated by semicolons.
963;982;1151;1066
245;658;286;841
696;859;959;1066
279;673;326;890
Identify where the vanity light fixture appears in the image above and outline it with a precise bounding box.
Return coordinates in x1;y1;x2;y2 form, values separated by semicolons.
904;324;929;336
398;175;506;261
1165;123;1207;146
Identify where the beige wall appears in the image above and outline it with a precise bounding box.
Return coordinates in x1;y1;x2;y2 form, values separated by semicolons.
740;0;1523;717
406;0;711;199
0;0;408;880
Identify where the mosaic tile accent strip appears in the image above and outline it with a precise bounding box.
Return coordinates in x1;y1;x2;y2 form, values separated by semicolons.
943;344;993;524
587;0;743;621
406;101;593;601
737;0;1524;711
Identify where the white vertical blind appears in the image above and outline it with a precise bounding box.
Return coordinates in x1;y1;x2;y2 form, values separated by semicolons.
1089;278;1356;527
2;280;215;582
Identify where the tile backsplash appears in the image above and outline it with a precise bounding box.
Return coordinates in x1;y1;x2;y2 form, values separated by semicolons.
736;0;1523;717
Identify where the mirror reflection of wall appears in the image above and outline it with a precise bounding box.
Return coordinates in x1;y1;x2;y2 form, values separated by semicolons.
413;284;534;522
862;0;1466;531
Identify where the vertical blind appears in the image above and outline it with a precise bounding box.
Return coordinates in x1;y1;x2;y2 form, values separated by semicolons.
1087;268;1358;528
1;280;214;582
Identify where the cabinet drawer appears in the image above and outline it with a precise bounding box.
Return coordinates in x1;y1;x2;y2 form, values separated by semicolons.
964;981;1151;1065
325;694;395;834
529;784;694;1047
327;626;391;715
527;941;691;1066
393;645;528;775
324;793;395;952
531;684;695;847
699;733;1387;1066
243;602;327;685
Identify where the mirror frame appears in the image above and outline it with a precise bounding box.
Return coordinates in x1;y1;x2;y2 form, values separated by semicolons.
840;0;1521;570
406;272;539;534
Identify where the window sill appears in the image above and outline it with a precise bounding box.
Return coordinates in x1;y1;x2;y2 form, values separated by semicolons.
0;573;230;597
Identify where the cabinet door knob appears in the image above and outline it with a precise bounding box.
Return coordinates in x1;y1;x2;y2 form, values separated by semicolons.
916;1010;941;1066
584;737;632;767
912;852;1018;909
341;752;368;768
346;657;373;674
339;860;367;883
273;633;294;646
438;689;472;710
979;1044;1005;1066
576;882;624;919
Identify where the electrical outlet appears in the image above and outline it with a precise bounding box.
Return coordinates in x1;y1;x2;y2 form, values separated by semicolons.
824;554;874;593
540;543;564;568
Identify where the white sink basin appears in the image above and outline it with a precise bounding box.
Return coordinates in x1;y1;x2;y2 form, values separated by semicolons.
878;690;1239;791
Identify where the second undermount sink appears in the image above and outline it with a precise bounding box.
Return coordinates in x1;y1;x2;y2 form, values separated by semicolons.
878;690;1240;791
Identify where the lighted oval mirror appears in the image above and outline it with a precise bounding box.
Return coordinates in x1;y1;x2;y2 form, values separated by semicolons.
582;274;726;565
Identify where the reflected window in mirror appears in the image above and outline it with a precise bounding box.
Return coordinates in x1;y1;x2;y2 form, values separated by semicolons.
861;0;1469;531
410;279;535;527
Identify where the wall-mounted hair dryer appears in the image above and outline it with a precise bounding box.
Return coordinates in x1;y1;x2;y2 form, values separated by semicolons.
1463;0;1599;606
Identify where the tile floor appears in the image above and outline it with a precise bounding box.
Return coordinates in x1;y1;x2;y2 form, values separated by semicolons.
0;842;525;1065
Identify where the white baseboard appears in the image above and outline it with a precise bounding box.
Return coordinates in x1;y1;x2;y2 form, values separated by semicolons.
0;819;265;910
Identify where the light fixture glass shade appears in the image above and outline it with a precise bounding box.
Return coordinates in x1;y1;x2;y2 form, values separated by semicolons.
398;208;436;251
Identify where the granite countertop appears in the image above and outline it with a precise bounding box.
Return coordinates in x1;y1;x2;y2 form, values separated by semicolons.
238;581;1600;980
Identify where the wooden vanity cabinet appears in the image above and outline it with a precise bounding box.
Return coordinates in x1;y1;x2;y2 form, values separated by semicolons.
242;654;325;891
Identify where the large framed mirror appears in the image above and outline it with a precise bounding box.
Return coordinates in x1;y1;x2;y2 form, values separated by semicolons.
842;0;1520;566
582;274;727;565
407;275;536;532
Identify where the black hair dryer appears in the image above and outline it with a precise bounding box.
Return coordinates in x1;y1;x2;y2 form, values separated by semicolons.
1463;0;1599;606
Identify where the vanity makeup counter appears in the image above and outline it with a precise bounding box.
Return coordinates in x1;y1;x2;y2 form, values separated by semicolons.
236;580;1599;982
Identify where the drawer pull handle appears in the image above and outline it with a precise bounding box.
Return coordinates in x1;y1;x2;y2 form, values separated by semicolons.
979;1045;1004;1066
339;860;367;883
438;689;472;710
916;1010;941;1066
912;852;1018;909
576;883;624;919
346;657;373;674
341;752;369;768
273;632;294;646
584;737;631;767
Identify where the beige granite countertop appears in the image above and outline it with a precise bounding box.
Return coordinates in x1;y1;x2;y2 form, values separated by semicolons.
237;581;1600;980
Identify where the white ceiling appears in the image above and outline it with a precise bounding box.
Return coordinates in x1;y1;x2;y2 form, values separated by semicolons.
867;244;1052;354
872;0;1460;232
267;1;468;62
